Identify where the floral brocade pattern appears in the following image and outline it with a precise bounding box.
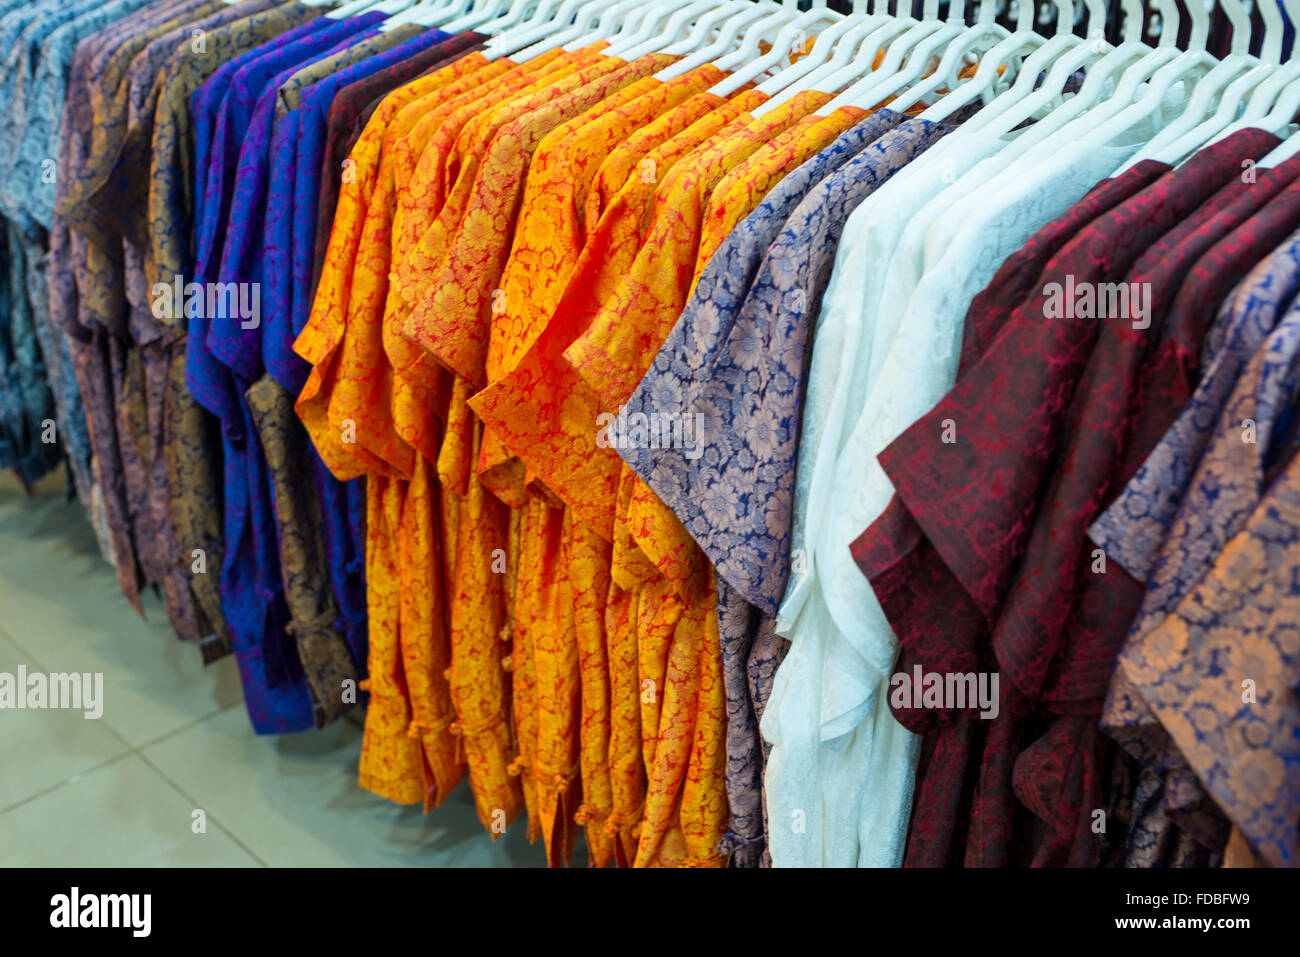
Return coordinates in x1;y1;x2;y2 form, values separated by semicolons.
467;87;769;542
32;0;1300;874
1102;268;1300;867
1117;446;1300;867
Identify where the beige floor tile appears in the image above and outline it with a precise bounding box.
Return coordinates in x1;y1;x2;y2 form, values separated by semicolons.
142;706;554;867
0;476;243;748
0;752;260;866
0;632;132;811
0;475;575;867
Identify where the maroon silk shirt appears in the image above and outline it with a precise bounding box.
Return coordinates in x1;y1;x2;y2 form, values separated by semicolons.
849;129;1282;867
1002;155;1300;868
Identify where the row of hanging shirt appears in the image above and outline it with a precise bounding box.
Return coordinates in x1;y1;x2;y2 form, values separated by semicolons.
308;0;1300;868
5;0;1298;868
603;0;1300;867
502;0;1300;868
632;0;1300;869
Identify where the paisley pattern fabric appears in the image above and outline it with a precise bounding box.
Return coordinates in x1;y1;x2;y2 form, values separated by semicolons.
487;68;732;867
618;110;947;866
0;0;156;512
955;162;1173;378
627;114;951;614
767;105;1138;868
193;14;380;684
602;90;848;870
473;85;770;866
689;106;866;285
953;157;1300;869
1087;231;1300;861
467;86;803;869
280;30;469;717
246;372;358;726
459;81;832;867
156;4;331;663
562;89;832;412
0;221;61;484
263;26;446;393
296;56;512;813
399;51;669;382
186;13;361;665
195;14;377;286
271;24;413;117
420;51;701;863
50;11;148;618
62;0;228;627
387;45;603;322
63;0;268;658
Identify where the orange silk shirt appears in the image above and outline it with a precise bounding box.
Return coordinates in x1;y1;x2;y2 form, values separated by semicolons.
389;49;679;860
466;86;831;865
473;65;728;867
467;88;773;540
692;104;870;286
295;53;488;807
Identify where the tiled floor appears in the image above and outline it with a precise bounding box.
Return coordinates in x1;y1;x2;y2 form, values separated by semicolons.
0;470;552;866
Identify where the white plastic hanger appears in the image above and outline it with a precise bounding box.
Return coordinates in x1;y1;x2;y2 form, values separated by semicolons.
508;0;645;60
443;0;532;33
477;0;548;34
576;0;673;56
836;0;991;113
1259;0;1300;165
1260;123;1300;167
920;0;1075;124
374;0;423;17
655;3;800;82
418;0;541;32
328;0;393;18
655;1;776;60
817;0;949;114
1186;0;1300;154
1230;67;1300;136
604;0;716;59
970;0;1121;141
1285;0;1300;58
711;0;828;72
1160;60;1284;156
908;0;1043;120
992;0;1187;157
749;1;869;100
824;1;952;112
1123;0;1275;168
750;0;898;115
378;0;470;29
1052;8;1218;166
1207;57;1300;141
707;2;843;98
1258;0;1286;63
483;0;594;57
567;0;695;51
886;0;1016;114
